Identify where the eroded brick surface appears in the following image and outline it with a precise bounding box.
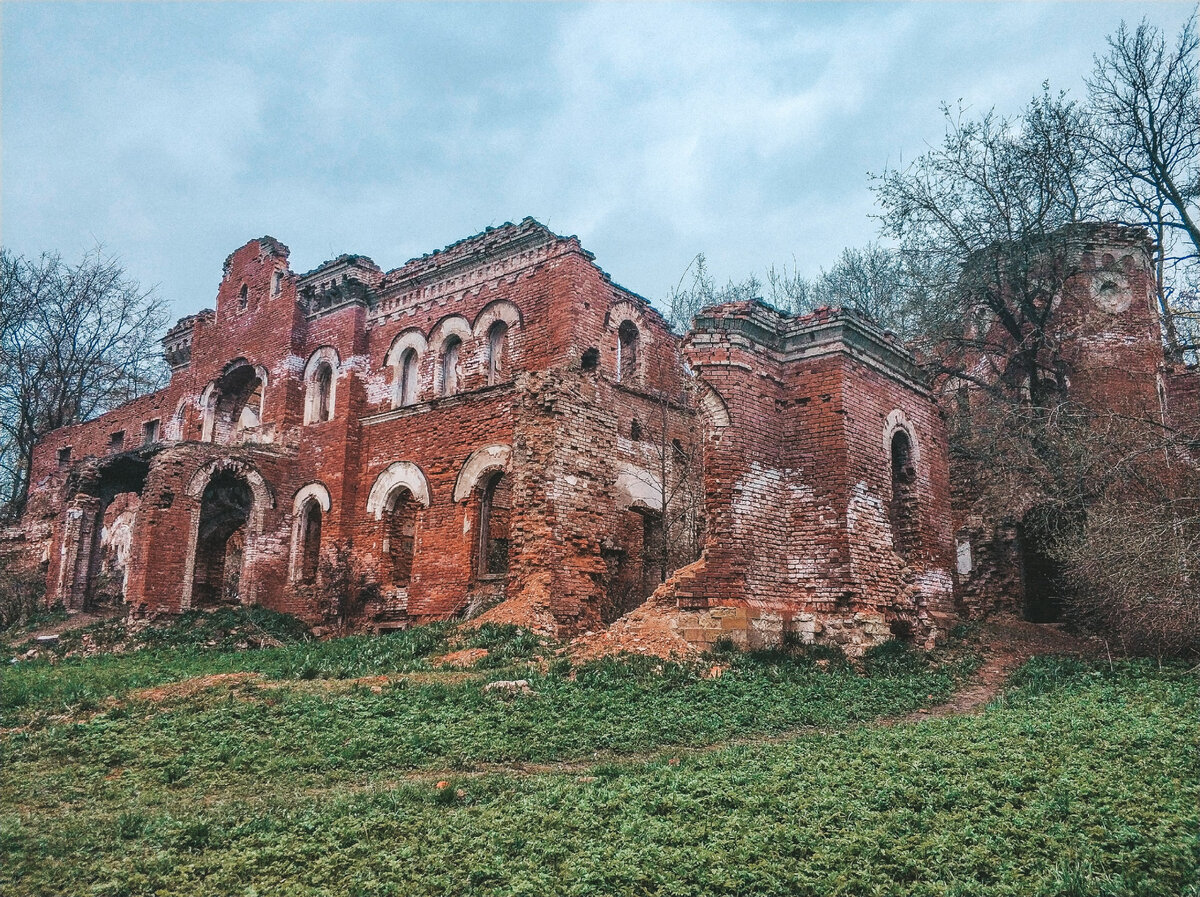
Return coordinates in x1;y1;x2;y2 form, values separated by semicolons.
20;216;1120;654
944;224;1200;621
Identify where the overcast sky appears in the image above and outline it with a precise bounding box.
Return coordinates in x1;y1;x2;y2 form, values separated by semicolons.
3;2;1194;321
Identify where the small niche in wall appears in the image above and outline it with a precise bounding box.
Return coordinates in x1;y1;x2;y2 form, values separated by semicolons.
142;419;160;445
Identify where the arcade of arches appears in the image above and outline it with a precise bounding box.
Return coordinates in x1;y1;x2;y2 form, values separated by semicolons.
17;218;1179;654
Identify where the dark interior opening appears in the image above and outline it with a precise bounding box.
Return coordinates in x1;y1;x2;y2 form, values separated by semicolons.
479;472;511;576
385;488;418;588
889;429;919;556
193;470;253;607
209;362;264;444
1018;506;1072;623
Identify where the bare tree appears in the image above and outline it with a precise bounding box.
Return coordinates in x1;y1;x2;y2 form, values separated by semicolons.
1055;497;1200;659
664;244;917;336
664;253;765;332
0;247;168;519
1087;15;1200;357
806;243;921;337
872;89;1098;410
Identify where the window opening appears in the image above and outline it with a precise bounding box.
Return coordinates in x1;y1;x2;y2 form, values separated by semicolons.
478;472;511;576
440;337;461;397
486;322;509;386
889;429;918;556
384;488;418;588
617;321;639;383
399;348;419;407
298;499;322;583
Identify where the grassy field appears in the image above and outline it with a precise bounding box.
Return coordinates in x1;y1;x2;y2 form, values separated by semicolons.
1;612;1196;896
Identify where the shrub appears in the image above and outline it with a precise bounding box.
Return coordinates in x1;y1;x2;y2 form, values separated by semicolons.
0;556;45;630
1055;499;1200;659
861;638;928;676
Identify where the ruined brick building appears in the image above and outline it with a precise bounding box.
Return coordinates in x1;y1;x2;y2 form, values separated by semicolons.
946;224;1200;624
15;218;1188;653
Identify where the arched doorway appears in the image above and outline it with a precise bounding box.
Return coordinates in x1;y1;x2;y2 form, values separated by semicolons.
192;469;254;607
1018;505;1072;623
58;455;152;610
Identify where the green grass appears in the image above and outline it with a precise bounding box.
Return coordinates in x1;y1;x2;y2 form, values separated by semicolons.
1;618;1195;896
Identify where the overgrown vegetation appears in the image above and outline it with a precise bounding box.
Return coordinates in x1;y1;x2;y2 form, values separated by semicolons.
1055;499;1200;659
0;556;46;630
1;630;1192;896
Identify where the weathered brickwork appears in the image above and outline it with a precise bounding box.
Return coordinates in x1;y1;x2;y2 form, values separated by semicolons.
946;223;1200;620
655;303;956;654
19;218;962;652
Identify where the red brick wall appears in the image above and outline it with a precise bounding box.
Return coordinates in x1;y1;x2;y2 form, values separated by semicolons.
23;221;702;640
20;218;966;655
670;302;956;653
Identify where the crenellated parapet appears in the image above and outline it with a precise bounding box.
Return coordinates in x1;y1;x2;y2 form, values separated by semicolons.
161;310;215;372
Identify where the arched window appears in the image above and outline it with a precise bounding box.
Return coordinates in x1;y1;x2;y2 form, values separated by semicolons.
889;429;918;556
238;284;248;311
203;363;266;444
239;377;264;431
439;336;461;397
384;487;418;588
478;471;511;576
297;498;322;583
399;348;420;407
617;321;639;383
314;363;333;422
486;321;509;386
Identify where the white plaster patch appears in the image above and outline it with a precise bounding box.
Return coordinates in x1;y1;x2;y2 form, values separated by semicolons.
845;481;885;534
453;445;512;502
956;538;973;575
614;462;662;511
914;567;954;602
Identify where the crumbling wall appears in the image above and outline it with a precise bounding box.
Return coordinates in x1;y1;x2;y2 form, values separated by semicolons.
948;224;1181;620
18;217;961;657
663;302;956;654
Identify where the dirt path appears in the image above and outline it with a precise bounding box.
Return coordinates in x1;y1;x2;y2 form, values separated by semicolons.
357;617;1103;786
897;615;1098;722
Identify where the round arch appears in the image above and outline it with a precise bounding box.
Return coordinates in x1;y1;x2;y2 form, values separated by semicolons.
385;329;428;368
472;300;522;338
452;445;512;502
366;461;432;519
883;409;921;467
603;299;648;332
698;382;731;430
292;481;332;515
614;461;663;512
303;347;341;424
186;457;275;507
427;315;473;349
182;458;276;610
